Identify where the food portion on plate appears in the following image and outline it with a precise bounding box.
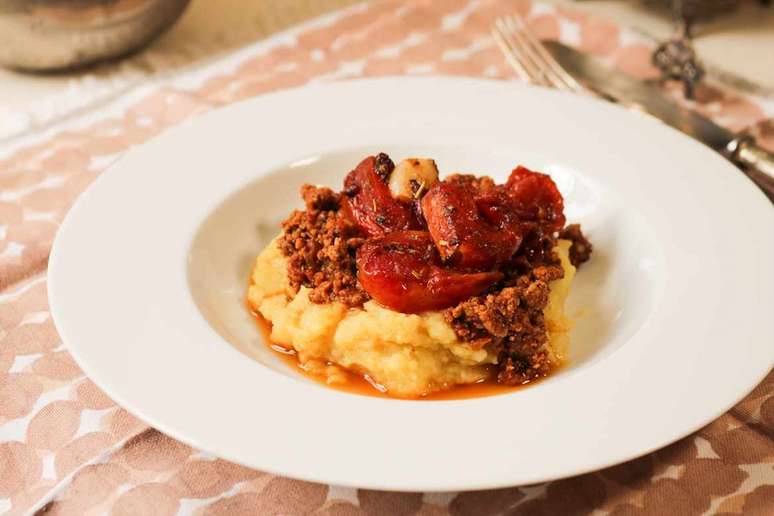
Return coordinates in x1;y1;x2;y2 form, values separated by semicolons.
248;153;591;398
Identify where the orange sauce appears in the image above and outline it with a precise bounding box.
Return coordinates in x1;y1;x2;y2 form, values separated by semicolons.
249;307;548;401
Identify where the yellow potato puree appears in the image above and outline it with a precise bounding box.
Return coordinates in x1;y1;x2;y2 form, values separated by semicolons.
247;236;576;397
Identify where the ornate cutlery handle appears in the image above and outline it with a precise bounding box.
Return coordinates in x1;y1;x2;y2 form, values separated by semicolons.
728;137;774;201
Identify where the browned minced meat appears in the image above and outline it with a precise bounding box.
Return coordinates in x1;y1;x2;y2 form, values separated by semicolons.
444;228;565;385
445;173;497;194
278;184;369;306
559;223;592;267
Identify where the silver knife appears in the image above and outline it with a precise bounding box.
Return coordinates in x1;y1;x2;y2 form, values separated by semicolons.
544;41;774;199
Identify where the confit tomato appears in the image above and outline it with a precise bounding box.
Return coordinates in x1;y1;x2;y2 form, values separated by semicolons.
343;154;421;237
420;181;523;269
505;166;565;231
356;231;502;313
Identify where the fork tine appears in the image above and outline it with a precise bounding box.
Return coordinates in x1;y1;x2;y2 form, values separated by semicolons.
512;14;585;93
492;18;543;85
502;15;567;90
494;15;587;94
501;16;554;87
491;20;533;83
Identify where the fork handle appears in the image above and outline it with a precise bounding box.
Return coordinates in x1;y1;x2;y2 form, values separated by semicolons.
729;137;774;202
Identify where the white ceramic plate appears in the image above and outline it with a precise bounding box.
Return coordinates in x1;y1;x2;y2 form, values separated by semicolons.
49;77;774;492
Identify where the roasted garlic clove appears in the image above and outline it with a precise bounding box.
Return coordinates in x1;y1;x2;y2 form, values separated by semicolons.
388;158;439;201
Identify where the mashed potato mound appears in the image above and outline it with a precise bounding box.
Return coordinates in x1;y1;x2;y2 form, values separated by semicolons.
248;236;575;397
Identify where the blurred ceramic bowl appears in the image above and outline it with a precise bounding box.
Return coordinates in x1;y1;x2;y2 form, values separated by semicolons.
0;0;190;71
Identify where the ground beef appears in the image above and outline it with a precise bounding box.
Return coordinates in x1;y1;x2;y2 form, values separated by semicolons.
444;228;565;385
278;185;369;306
559;223;592;267
445;173;497;194
301;183;340;211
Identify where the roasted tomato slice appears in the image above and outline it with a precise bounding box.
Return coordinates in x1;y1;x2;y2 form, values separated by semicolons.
421;182;522;269
356;231;502;313
343;154;421;237
505;166;566;231
475;188;524;228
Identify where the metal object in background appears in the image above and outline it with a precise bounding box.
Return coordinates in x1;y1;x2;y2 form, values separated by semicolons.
0;0;190;72
645;0;770;99
650;0;724;98
492;16;774;200
652;25;704;99
642;0;741;20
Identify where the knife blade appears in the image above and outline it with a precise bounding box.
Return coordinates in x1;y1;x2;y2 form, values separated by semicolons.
544;40;774;199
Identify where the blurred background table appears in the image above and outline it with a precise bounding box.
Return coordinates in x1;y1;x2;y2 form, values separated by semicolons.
0;0;772;142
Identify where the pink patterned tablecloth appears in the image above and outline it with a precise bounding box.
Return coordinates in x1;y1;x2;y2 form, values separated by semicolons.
1;1;773;514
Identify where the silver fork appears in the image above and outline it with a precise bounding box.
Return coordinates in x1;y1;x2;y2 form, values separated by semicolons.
492;14;586;94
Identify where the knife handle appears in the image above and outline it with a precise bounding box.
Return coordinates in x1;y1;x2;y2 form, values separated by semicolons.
729;137;774;202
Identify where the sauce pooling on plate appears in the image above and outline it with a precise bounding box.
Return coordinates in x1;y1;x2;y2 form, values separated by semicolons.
251;311;550;400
